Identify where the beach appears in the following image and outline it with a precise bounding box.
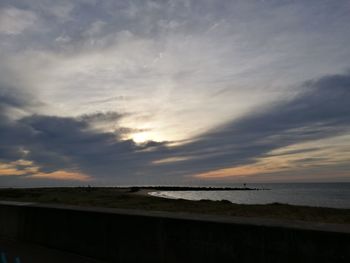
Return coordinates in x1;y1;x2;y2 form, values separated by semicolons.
0;187;349;224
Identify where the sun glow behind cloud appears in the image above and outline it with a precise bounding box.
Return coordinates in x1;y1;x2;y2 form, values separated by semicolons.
131;132;152;144
0;0;350;186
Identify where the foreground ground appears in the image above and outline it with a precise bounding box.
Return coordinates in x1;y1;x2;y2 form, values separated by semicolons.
0;239;105;263
0;187;349;224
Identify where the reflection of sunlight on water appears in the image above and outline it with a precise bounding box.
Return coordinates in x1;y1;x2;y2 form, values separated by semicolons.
149;191;178;199
148;183;350;209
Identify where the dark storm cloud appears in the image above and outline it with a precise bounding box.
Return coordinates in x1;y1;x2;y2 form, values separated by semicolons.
0;84;39;162
0;87;166;182
0;72;350;184
161;72;350;175
21;115;135;173
0;84;37;111
19;113;168;183
138;78;349;181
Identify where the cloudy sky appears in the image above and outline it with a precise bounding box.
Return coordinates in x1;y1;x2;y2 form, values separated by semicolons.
0;0;350;186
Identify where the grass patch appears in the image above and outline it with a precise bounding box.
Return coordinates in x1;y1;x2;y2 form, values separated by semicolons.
0;187;349;224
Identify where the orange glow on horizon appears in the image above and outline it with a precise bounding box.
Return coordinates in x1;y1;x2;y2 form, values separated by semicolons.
194;156;292;179
0;161;91;181
152;156;191;164
29;170;91;181
195;137;350;180
0;168;26;176
194;165;276;179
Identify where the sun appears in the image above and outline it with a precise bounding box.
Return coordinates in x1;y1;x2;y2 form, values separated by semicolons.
131;132;150;144
129;130;165;144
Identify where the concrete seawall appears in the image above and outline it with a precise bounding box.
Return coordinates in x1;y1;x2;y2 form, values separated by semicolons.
0;202;349;263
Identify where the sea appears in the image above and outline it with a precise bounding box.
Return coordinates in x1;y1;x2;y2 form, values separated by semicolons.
149;183;350;209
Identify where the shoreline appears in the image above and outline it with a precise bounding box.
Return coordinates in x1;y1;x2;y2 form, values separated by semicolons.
133;187;350;210
0;187;349;224
129;186;268;197
130;186;268;191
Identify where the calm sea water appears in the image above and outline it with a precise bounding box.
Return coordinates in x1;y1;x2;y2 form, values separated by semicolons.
149;183;350;209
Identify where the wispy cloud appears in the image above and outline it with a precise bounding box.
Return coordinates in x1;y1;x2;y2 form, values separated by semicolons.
0;7;37;35
0;0;350;185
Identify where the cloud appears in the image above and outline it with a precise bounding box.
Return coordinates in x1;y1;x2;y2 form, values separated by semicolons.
0;83;39;114
165;72;350;178
0;1;350;185
0;88;165;184
1;72;350;185
47;2;75;22
79;111;124;131
2;0;350;144
0;7;37;35
28;170;91;181
0;164;27;176
82;20;107;37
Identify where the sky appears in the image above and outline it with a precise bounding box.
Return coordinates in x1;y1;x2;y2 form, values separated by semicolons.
0;0;350;187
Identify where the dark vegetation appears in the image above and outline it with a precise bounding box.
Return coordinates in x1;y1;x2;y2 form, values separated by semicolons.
0;187;349;224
